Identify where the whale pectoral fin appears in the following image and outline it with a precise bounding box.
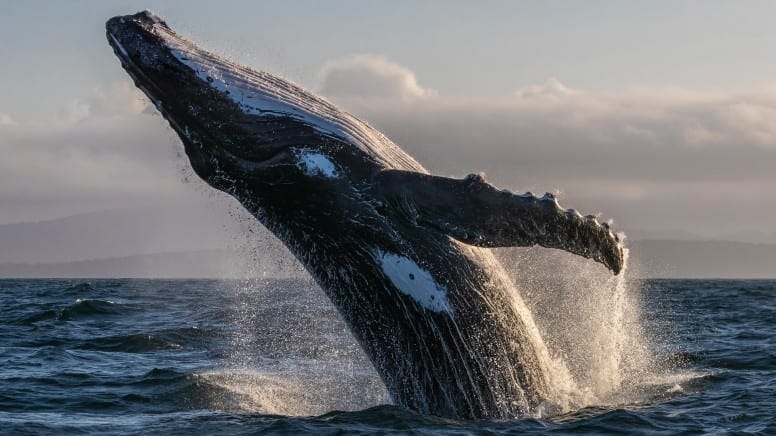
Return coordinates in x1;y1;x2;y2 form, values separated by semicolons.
378;170;624;274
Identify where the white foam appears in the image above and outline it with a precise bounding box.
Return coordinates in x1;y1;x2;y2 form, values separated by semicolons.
376;250;451;313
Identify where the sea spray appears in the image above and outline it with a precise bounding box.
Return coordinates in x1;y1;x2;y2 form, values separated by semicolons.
3;277;770;432
209;199;654;418
163;205;387;416
218;276;388;415
215;237;655;418
496;243;658;414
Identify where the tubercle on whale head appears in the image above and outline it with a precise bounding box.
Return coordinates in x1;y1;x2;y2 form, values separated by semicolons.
105;11;178;102
107;11;223;183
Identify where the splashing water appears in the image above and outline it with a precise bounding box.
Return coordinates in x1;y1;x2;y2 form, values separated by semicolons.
211;220;669;419
217;276;389;416
3;277;769;432
496;243;662;416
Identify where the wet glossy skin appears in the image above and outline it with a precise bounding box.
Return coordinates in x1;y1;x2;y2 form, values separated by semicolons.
107;10;623;419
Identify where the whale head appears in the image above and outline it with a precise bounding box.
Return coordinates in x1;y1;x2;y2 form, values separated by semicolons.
106;10;389;192
107;11;272;186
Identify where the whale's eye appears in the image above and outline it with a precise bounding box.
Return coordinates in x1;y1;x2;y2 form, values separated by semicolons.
408;273;415;280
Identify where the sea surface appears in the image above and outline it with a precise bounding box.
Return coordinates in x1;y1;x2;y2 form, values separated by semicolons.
1;278;773;434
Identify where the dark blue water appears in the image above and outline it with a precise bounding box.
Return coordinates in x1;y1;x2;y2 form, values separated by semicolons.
1;278;773;434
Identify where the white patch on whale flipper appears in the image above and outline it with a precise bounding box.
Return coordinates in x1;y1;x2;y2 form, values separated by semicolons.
296;149;339;178
376;250;451;314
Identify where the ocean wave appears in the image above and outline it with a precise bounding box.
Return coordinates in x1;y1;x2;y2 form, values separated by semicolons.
129;368;389;416
76;333;182;353
18;308;61;324
62;282;98;294
1;278;774;434
75;325;213;353
15;299;127;324
57;299;125;321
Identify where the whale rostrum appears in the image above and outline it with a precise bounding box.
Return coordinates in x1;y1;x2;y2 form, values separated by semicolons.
107;10;624;419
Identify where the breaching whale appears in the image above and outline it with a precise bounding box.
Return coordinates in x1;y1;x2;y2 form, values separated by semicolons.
106;11;624;420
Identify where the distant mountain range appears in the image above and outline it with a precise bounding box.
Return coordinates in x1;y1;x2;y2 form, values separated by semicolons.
0;240;773;279
0;209;773;278
0;249;244;279
0;206;239;264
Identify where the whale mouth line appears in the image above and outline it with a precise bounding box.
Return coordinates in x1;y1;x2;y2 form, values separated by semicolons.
106;28;317;169
106;31;167;110
107;29;273;168
108;32;129;58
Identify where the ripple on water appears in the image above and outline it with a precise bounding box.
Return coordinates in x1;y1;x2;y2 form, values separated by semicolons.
0;278;773;434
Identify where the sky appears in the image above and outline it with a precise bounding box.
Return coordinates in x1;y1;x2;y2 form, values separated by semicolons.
1;1;776;244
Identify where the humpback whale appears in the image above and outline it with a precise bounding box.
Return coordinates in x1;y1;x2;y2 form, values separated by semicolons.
106;11;624;420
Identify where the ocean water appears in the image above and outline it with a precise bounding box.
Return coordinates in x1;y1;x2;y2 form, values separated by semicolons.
1;277;773;434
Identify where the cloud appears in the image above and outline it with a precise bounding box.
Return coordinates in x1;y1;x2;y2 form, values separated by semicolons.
59;100;91;124
58;82;149;124
0;81;199;223
335;78;776;239
90;82;149;116
3;75;775;241
318;54;437;101
516;77;580;99
0;113;18;127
